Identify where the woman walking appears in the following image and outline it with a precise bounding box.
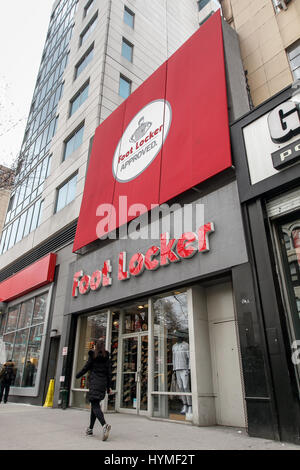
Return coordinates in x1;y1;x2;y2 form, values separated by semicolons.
76;339;112;441
0;360;16;403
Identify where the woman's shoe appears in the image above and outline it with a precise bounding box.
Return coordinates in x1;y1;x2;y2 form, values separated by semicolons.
102;424;111;441
86;427;93;436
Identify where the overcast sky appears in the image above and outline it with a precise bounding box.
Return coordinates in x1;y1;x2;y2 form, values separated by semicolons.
0;1;55;168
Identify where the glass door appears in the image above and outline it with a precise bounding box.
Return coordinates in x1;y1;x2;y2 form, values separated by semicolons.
120;333;148;413
121;336;138;410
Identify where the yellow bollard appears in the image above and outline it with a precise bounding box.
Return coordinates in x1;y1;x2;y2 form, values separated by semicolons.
43;379;55;407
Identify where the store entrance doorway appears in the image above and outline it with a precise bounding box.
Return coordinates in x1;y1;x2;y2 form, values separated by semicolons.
120;333;148;414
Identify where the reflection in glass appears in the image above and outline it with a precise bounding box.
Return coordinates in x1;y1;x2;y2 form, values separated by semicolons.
22;325;43;387
2;333;15;364
153;290;192;421
18;299;34;329
121;337;137;409
74;312;108;407
123;300;148;334
13;329;30;387
6;307;19;333
32;294;47;325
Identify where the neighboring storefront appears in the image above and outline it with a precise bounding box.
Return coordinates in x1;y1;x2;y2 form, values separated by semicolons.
0;254;57;404
231;83;300;445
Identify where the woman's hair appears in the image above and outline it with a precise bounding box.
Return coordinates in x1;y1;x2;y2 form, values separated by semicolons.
94;339;106;358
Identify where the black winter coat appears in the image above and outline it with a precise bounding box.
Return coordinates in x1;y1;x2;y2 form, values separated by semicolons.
0;362;17;385
76;350;112;401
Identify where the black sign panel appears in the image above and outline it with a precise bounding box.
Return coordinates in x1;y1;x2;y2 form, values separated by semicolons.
271;137;300;170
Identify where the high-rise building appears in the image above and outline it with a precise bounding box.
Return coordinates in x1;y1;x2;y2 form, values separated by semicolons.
0;0;299;445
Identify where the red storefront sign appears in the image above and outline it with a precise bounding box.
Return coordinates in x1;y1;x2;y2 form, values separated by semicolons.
73;12;230;252
0;253;57;302
72;223;214;297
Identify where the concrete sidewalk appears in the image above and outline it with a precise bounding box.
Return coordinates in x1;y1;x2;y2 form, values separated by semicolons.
0;403;299;450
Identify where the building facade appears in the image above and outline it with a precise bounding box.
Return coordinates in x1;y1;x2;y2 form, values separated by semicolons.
231;83;300;444
0;0;299;446
220;0;300;107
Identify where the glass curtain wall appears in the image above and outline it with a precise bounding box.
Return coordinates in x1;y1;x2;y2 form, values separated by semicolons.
0;0;78;254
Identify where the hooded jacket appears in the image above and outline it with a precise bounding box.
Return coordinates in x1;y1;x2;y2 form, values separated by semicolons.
76;350;112;401
0;361;17;385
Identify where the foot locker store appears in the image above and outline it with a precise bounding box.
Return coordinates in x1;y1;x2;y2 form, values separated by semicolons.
62;14;253;431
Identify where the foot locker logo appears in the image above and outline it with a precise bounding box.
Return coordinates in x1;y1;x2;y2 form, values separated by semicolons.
113;99;172;183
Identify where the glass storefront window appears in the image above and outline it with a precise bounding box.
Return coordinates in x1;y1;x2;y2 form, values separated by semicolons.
13;329;30;387
18;299;34;329
0;314;6;337
73;311;108;409
32;294;47;325
152;289;192;421
108;311;119;410
6;306;19;333
277;217;300;389
2;332;15;364
23;325;43;387
122;300;148;333
0;292;48;388
121;336;138;409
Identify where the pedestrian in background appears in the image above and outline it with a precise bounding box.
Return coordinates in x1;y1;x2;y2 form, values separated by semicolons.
0;360;17;403
76;339;112;441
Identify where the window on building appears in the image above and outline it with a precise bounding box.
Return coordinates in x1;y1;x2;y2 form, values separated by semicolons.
80;13;98;47
124;6;135;28
1;292;48;388
119;75;132;99
122;37;133;62
287;40;300;80
69;81;89;117
75;45;94;79
84;0;94;18
152;288;192;422
272;0;291;14
55;172;78;213
197;0;212;10
63;124;84;160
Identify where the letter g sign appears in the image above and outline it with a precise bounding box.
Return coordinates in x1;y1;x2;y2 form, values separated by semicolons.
268;101;300;144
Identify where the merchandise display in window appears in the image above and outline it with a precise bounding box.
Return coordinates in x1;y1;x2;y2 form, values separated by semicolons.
121;336;138;409
0;293;47;389
123;301;148;334
73;311;107;409
153;289;192;421
108;312;119;410
140;336;148;410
